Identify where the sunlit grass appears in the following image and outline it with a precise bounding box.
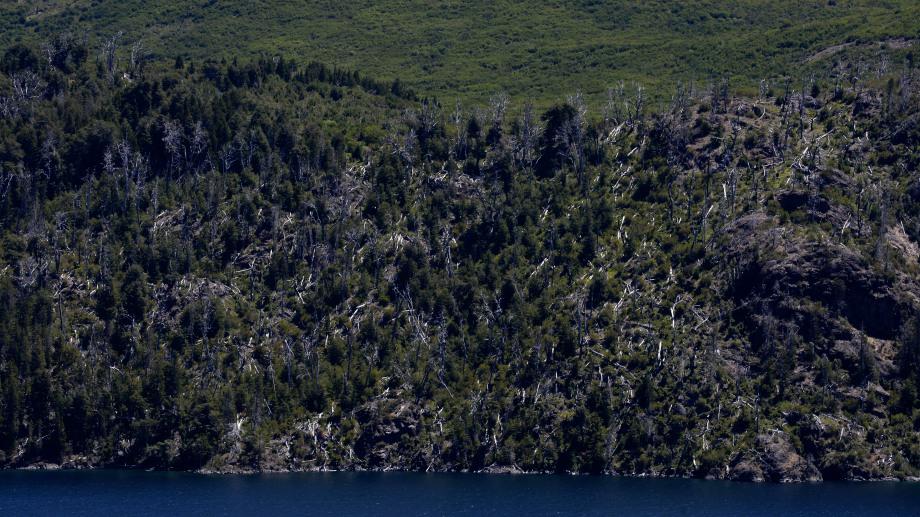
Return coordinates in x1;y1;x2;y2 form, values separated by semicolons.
1;0;918;107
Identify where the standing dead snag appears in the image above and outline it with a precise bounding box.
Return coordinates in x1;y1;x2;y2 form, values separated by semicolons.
512;101;542;172
488;91;510;145
630;83;645;123
398;287;437;399
162;119;184;178
449;100;466;160
9;71;45;118
555;92;588;193
129;40;147;75
100;31;124;84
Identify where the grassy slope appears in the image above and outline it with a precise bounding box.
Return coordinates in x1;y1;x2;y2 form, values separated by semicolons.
2;1;919;105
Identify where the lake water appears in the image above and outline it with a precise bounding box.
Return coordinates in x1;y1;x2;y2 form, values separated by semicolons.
1;470;918;516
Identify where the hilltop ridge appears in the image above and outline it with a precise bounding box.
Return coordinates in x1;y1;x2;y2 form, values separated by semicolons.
1;1;918;105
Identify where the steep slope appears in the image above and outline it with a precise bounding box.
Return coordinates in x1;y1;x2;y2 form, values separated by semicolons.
0;41;919;480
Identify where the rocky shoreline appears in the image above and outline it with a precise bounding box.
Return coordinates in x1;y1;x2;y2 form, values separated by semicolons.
8;457;919;484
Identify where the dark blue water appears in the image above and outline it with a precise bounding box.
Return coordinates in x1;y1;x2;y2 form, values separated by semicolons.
1;470;919;516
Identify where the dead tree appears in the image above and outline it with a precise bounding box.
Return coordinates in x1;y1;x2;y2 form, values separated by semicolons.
130;40;147;75
488;91;510;148
100;31;124;84
512;101;542;171
386;122;418;180
450;100;466;159
559;92;588;192
40;132;60;179
630;83;645;123
418;100;440;154
11;70;46;116
162;119;184;177
190;121;209;173
604;82;627;127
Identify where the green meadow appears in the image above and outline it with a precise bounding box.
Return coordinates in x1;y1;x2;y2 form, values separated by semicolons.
2;1;919;104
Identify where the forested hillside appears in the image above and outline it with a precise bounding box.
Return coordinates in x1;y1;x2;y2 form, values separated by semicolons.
0;38;919;482
1;1;918;104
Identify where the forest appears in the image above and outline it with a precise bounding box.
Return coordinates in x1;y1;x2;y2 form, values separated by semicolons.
0;33;919;482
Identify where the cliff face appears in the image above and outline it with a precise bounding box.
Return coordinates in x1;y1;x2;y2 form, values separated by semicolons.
726;213;917;343
713;214;919;481
1;45;919;481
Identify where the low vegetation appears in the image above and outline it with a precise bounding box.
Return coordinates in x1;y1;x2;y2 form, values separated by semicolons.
1;1;918;105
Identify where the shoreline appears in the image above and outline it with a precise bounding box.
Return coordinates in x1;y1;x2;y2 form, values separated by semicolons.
7;462;919;484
